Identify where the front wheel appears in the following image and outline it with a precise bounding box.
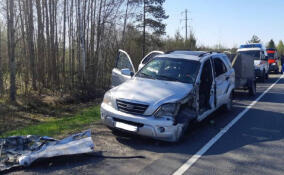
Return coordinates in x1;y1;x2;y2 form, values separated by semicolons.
249;80;256;96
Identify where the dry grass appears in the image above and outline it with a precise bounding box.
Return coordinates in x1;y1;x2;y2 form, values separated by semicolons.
0;94;102;137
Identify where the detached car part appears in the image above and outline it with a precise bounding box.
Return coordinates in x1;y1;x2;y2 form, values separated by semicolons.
0;130;94;172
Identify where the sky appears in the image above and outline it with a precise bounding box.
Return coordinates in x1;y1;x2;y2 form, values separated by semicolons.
164;0;284;48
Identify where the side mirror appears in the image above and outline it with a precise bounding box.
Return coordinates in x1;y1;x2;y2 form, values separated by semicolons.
121;68;134;77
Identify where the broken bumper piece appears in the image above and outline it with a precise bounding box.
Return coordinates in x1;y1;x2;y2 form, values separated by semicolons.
0;130;94;172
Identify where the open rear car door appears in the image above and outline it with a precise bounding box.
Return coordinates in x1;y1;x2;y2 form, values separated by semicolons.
111;49;135;87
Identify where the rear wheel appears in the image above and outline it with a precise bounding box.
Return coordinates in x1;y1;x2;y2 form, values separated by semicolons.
249;80;256;96
260;71;265;82
265;72;269;79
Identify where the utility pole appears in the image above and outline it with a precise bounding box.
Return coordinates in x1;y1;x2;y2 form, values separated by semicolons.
181;9;190;42
185;9;188;41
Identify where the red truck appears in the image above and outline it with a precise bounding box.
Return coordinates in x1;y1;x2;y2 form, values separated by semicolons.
267;48;281;73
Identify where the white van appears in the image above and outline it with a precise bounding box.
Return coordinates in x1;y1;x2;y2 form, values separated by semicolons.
237;43;269;81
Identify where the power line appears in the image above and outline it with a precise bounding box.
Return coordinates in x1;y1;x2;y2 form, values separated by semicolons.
185;9;188;40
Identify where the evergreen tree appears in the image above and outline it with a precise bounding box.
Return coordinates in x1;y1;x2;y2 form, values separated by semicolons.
267;39;276;49
247;35;261;43
277;40;284;56
132;0;169;56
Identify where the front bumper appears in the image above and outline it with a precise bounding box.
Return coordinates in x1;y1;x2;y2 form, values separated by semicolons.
100;103;183;142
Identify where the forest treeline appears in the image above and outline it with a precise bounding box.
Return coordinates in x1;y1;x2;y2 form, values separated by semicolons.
0;0;229;102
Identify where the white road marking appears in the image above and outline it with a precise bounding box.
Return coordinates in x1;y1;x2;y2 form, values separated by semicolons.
173;75;284;175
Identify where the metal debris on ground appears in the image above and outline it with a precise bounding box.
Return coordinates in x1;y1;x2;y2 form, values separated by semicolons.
0;130;94;172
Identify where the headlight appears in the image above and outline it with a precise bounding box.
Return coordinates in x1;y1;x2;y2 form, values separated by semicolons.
154;103;179;118
103;91;115;107
272;63;276;65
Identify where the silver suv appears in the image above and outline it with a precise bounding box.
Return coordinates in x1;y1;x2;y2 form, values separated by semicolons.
101;50;235;142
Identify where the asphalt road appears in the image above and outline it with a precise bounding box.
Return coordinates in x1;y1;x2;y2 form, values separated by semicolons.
7;74;284;175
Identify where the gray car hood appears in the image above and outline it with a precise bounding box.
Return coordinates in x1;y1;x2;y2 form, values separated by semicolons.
111;77;193;115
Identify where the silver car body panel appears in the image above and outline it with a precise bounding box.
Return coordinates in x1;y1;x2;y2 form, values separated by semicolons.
0;130;94;172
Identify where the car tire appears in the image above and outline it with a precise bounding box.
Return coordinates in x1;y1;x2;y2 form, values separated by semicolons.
249;80;256;96
260;71;265;82
265;72;269;79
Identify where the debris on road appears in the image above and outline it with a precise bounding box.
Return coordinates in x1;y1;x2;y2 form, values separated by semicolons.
0;130;94;172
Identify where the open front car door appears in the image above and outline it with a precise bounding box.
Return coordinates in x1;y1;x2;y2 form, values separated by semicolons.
111;49;135;88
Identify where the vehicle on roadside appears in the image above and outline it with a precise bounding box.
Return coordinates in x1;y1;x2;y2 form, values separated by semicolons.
266;48;281;73
101;50;235;142
225;52;256;96
281;56;284;74
237;43;269;81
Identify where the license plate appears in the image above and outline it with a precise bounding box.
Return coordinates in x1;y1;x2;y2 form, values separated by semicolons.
115;122;138;132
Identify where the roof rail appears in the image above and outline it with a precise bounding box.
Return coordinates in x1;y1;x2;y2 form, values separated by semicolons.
198;51;223;57
198;52;211;57
165;49;191;54
166;50;209;57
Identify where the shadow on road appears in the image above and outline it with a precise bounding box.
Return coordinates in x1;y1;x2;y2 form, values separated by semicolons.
111;75;284;159
204;109;284;156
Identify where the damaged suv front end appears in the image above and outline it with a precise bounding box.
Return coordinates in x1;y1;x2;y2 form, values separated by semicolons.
101;55;200;142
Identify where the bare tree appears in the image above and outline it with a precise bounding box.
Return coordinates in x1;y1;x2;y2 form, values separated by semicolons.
0;0;140;100
36;0;45;91
6;0;17;101
26;0;36;90
0;27;3;96
62;0;67;82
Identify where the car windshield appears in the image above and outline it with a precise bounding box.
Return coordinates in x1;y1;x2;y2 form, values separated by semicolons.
238;51;261;60
136;57;200;84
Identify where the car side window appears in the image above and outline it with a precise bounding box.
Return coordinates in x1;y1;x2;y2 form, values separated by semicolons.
117;52;134;72
213;58;227;77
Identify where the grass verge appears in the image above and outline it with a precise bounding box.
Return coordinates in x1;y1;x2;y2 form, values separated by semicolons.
2;105;101;138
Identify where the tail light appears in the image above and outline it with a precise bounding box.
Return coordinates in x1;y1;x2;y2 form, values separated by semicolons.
268;59;276;64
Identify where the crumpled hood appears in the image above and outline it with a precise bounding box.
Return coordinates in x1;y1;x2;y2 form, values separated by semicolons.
111;77;193;115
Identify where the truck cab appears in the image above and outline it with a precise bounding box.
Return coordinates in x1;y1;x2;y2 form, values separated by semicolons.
267;48;281;73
